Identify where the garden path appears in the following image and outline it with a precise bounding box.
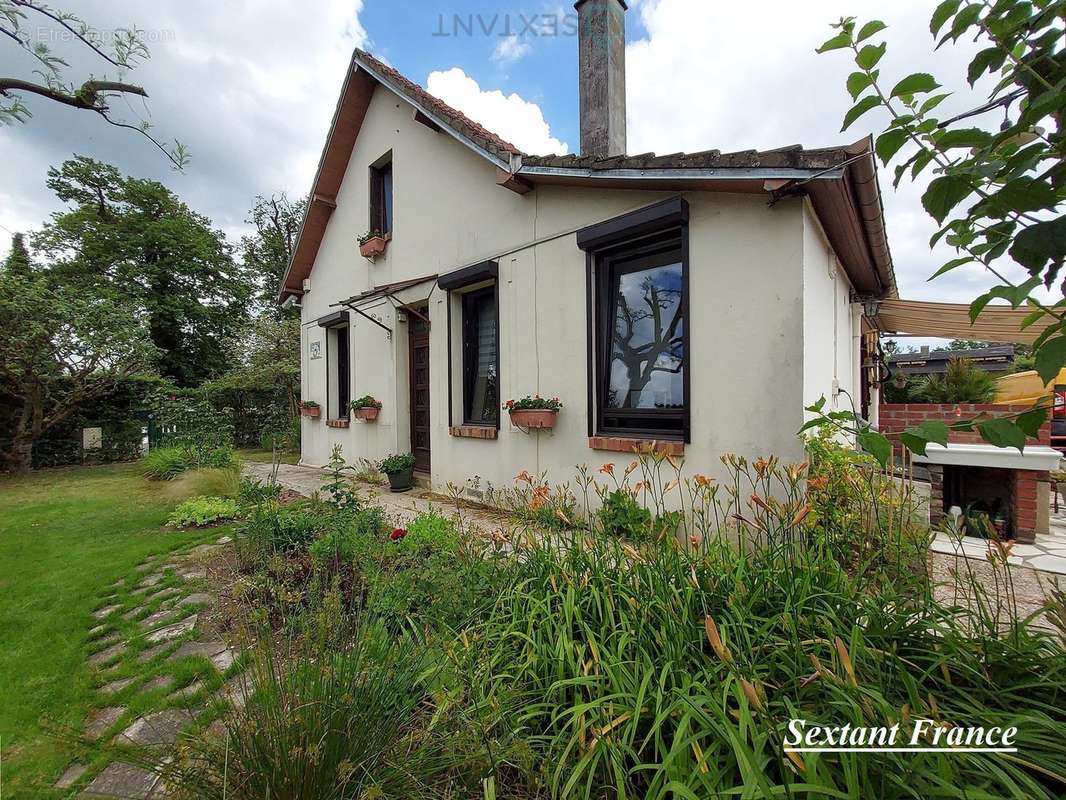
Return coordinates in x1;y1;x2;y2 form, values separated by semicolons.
56;538;249;799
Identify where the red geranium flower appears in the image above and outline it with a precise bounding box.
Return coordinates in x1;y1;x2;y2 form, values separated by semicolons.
390;528;407;541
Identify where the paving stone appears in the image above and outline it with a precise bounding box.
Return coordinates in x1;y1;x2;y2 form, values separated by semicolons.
177;567;206;581
92;604;121;620
115;708;196;746
88;624;108;638
205;717;228;739
140;674;175;694
167;640;227;663
216;535;232;544
134;562;156;573
215;673;252;710
141;608;181;629
211;647;239;672
178;592;216;608
168;680;205;701
122;606;149;622
84;706;126;740
145;614;198;643
88;642;126;667
138;573;164;589
137;642;173;663
145;586;180;602
110;577;125;588
188;543;221;558
54;761;87;789
99;677;136;696
1028;554;1066;574
78;761;158;798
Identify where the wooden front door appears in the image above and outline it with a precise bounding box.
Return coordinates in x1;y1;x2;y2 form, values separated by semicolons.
408;308;431;472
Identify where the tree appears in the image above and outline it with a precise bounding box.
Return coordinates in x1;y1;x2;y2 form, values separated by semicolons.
33;156;253;386
0;0;187;167
914;357;998;403
0;270;157;473
240;193;307;313
809;2;1064;460
2;232;31;276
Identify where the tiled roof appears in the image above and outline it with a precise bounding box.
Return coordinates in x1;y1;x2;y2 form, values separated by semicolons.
354;49;521;160
520;144;854;171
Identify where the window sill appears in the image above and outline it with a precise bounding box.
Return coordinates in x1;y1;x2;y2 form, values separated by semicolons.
326;419;350;429
450;425;497;440
588;436;684;456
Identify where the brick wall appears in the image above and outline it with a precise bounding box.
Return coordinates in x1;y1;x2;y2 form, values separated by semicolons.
879;404;1050;457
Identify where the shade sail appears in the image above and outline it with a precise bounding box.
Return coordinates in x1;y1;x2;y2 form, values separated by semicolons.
875;299;1057;345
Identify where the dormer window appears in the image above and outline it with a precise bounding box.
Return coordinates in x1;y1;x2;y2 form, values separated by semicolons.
369;153;393;235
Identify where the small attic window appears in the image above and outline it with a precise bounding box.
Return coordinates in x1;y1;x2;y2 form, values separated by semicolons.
369;152;393;236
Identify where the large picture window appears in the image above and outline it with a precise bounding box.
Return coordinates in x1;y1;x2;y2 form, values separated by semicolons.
462;286;498;426
596;234;686;437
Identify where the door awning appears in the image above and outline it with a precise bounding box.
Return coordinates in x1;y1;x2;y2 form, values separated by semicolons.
875;299;1056;345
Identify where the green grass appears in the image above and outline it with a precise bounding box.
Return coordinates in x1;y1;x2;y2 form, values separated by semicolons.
238;448;300;465
0;463;217;795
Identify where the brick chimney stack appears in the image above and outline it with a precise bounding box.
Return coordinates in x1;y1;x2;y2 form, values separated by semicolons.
575;0;627;158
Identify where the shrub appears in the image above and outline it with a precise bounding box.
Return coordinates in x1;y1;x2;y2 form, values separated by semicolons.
141;446;190;480
167;496;239;527
378;452;415;475
236;475;282;509
914;357;997;403
596;487;652;540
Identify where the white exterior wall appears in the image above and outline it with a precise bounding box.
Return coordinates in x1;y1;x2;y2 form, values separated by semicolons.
800;201;860;422
299;84;836;493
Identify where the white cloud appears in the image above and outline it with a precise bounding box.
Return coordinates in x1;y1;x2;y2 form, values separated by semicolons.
492;35;532;65
426;67;569;155
0;0;368;259
624;0;1039;312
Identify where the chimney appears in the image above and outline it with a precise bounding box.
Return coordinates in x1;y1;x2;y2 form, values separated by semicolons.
575;0;627;158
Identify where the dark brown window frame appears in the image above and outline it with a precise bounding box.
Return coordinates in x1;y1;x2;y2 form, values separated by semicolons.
579;197;690;443
369;152;393;235
460;285;500;428
438;261;500;430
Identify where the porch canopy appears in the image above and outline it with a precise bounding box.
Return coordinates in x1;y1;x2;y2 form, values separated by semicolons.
875;298;1057;345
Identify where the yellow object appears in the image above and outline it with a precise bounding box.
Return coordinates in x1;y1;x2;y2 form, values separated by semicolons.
994;368;1066;404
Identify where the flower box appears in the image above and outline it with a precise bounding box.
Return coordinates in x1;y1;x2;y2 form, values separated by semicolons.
509;408;558;429
300;405;320;418
354;407;380;421
359;236;387;259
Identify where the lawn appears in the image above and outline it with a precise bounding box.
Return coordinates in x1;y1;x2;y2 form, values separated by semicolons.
0;463;216;795
237;448;300;465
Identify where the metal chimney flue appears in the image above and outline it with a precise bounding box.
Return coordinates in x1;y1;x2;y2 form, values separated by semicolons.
575;0;627;159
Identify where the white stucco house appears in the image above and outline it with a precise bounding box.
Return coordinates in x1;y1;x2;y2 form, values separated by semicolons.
278;0;895;495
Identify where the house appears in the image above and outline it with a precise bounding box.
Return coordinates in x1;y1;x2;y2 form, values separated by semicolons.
887;345;1016;377
278;0;894;497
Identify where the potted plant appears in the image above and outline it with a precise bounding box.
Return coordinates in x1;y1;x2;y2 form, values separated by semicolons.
299;400;321;418
358;230;388;259
378;452;416;492
504;395;562;429
351;395;382;421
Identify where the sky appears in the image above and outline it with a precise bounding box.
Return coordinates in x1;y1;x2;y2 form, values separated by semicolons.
0;0;1044;347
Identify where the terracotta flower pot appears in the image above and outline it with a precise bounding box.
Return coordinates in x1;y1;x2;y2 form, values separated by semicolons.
509;408;558;429
300;406;321;418
359;236;387;258
354;406;380;421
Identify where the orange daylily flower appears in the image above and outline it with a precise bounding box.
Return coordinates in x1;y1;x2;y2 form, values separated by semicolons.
600;463;615;476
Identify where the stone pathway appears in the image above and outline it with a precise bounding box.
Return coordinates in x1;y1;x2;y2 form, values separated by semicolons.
52;536;247;798
930;509;1066;576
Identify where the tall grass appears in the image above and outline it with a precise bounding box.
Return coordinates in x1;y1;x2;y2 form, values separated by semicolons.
164;615;442;800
